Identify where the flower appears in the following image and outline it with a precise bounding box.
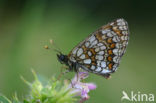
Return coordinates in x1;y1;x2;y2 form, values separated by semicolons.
0;70;96;103
69;72;96;103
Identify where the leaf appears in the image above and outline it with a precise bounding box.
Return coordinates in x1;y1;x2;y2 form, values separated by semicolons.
23;99;29;103
0;95;11;103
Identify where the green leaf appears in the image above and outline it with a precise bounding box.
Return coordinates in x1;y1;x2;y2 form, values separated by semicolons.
0;95;11;103
0;70;79;103
12;94;21;103
23;99;29;103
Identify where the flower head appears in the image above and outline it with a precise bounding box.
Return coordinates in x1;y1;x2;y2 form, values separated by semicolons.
69;72;96;103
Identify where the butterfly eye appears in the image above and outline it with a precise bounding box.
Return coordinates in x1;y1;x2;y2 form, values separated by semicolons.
57;54;63;64
60;55;65;61
57;54;68;64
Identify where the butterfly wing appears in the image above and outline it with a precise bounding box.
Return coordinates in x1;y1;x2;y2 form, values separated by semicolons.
68;18;129;77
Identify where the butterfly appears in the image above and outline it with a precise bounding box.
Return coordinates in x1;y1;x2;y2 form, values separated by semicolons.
57;18;129;79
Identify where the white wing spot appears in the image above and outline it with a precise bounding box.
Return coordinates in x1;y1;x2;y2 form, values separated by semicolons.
88;35;95;43
70;57;76;62
113;36;120;42
125;36;128;40
97;60;101;66
107;32;113;37
79;54;85;59
110;22;114;25
113;49;118;55
97;43;103;46
97;51;104;55
119;26;125;30
101;61;106;68
111;31;116;36
122;31;128;35
123;41;128;46
100;46;106;50
113;56;119;63
117;21;126;25
88;51;92;56
102;35;107;39
123;26;127;30
72;48;78;55
101;69;111;73
85;42;90;47
102;29;110;34
117;19;124;23
91;65;95;70
121;36;125;40
90;40;98;47
95;67;102;72
84;59;91;64
95;47;100;52
113;64;118;71
115;43;120;48
118;49;123;56
96;55;103;60
77;48;83;56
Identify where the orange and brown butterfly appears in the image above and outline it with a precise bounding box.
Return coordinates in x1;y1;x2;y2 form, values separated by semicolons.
57;18;129;79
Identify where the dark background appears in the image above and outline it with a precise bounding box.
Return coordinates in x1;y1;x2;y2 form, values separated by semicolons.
0;0;156;102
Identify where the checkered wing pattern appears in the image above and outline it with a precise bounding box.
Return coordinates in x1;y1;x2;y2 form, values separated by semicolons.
68;18;129;76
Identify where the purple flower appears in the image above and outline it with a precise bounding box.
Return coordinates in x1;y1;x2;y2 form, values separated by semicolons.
69;72;96;103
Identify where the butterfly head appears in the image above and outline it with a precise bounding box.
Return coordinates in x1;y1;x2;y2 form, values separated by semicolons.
57;53;68;65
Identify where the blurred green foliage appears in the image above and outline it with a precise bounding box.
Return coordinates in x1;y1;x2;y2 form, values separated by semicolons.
0;70;78;103
0;0;156;103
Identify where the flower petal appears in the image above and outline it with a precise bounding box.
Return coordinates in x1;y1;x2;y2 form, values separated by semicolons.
78;72;89;80
69;72;96;103
86;83;96;90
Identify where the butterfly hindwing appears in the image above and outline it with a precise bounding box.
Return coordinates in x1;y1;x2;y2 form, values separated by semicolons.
68;18;129;76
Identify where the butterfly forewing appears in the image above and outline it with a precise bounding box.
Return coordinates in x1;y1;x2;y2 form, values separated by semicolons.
68;18;129;76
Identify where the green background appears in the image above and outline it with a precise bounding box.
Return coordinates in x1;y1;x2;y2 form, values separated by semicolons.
0;0;156;102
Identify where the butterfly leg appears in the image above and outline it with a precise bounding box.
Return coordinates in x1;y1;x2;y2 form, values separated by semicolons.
72;63;80;82
67;78;74;88
57;65;70;80
75;64;81;82
76;71;79;82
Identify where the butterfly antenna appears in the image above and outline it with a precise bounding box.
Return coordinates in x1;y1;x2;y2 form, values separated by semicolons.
50;39;62;53
44;39;62;54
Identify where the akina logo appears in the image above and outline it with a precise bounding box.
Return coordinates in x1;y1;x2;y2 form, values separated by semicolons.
121;91;154;102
